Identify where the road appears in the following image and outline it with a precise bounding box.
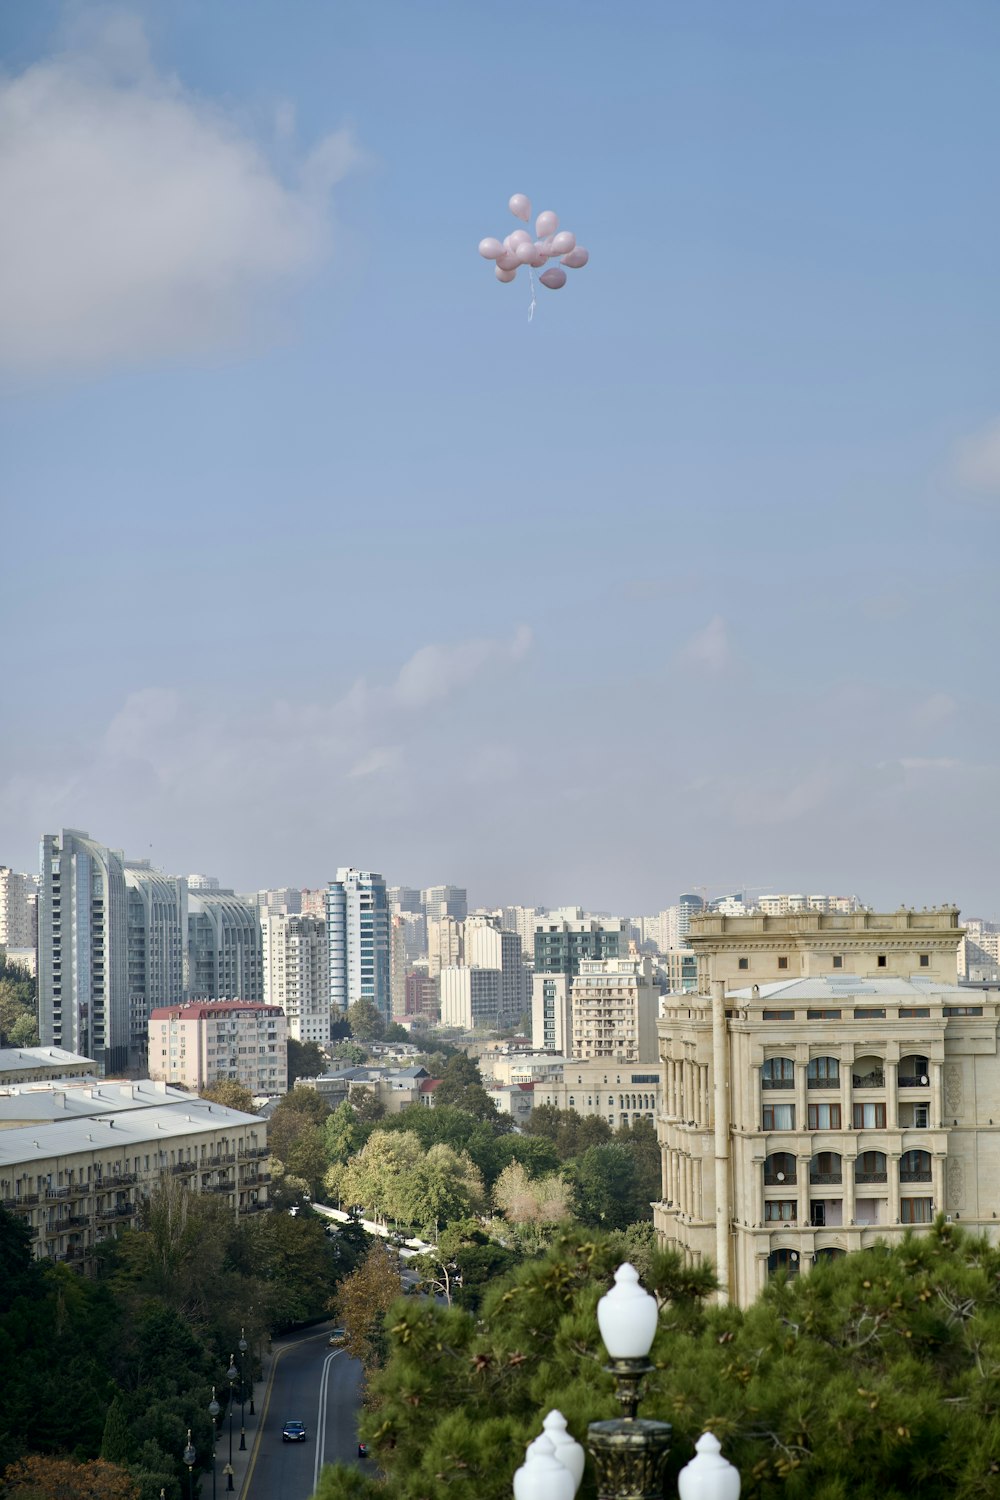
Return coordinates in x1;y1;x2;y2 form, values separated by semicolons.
244;1329;366;1500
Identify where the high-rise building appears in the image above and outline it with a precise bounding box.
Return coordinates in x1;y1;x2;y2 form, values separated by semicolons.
405;965;439;1021
502;905;547;955
187;874;221;890
427;916;465;977
261;912;330;1043
389;913;409;1020
422;885;468;925
532;972;572;1052
187;891;263;1002
325;869;390;1016
148;999;287;1094
654;906;995;1307
466;914;529;1023
39;830;129;1074
388;886;423;914
439;965;502;1030
246;887;302;916
124;862;187;1066
534;915;625;977
0;866;39;953
676;893;705;941
570;955;659;1063
299;888;327;918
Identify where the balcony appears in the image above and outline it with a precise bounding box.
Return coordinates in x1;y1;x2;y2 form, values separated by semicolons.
4;1194;39;1208
45;1186;71;1199
763;1171;796;1186
900;1169;932;1183
898;1076;929;1089
855;1171;888;1184
809;1170;843;1185
204;1181;234;1195
98;1173;137;1188
852;1071;885;1089
761;1078;794;1090
96;1204;135;1223
171;1162;197;1175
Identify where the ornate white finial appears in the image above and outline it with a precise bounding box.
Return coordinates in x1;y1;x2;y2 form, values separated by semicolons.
597;1262;659;1358
542;1410;585;1490
678;1431;741;1500
513;1433;577;1500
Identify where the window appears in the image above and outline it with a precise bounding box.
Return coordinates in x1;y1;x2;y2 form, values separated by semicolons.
919;954;930;967
877;955;887;968
853;1102;887;1129
738;957;749;970
761;1056;795;1088
944;1007;983;1017
832;955;843;969
900;1197;933;1224
807;1056;839;1087
762;1103;795;1131
808;1103;841;1129
900;1008;931;1018
765;1200;796;1222
856;1151;887;1182
763;1009;794;1021
853;1008;886;1019
777;956;789;971
807;1009;842;1020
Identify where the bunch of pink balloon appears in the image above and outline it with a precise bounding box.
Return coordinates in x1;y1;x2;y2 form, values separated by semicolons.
478;193;589;293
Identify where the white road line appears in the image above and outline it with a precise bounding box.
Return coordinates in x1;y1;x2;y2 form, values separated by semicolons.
314;1350;341;1490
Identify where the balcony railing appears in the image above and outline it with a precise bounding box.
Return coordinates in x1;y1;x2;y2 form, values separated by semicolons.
807;1076;840;1089
900;1169;932;1183
171;1162;197;1175
4;1194;39;1208
97;1173;137;1187
855;1171;888;1184
809;1171;843;1185
763;1172;797;1186
853;1072;885;1089
761;1078;794;1090
45;1186;71;1199
898;1076;929;1089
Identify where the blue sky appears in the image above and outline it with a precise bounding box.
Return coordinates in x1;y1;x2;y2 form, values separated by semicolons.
1;1;998;916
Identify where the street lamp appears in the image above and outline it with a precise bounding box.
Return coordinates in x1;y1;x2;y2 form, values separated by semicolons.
225;1354;238;1492
514;1263;742;1500
242;1321;255;1415
208;1386;221;1500
183;1427;196;1500
238;1327;249;1445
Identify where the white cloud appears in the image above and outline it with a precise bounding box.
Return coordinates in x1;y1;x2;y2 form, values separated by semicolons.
910;693;957;731
0;16;362;376
954;419;1000;496
393;625;532;709
674;615;730;674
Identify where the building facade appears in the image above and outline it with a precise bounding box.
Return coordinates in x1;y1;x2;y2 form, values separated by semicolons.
532;972;572;1053
0;866;38;952
38;830;130;1074
571;955;659;1063
325;869;390;1016
466;914;530;1022
188;890;263;1002
148;1000;287;1095
534;915;626;977
124;862;187;1067
439;966;503;1031
533;1058;662;1132
422;885;468;925
261;912;330;1043
653;907;1000;1306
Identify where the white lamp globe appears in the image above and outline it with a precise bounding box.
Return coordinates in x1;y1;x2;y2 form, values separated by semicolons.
596;1263;659;1359
541;1411;584;1490
678;1432;741;1500
513;1434;576;1500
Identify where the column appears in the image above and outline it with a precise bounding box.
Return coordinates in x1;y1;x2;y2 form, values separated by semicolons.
752;1067;763;1131
795;1053;808;1135
932;1153;945;1216
700;1066;710;1129
841;1043;853;1131
753;1162;764;1228
843;1153;857;1226
797;1155;811;1229
884;1059;898;1130
888;1150;901;1225
932;1061;944;1128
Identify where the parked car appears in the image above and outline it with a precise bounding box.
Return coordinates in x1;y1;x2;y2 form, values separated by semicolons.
282;1420;307;1443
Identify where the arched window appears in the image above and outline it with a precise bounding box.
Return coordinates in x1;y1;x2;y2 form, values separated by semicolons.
898;1056;930;1087
814;1247;847;1264
900;1149;931;1183
767;1248;800;1278
807;1056;840;1087
855;1151;887;1183
764;1152;797;1186
761;1057;795;1089
809;1151;842;1184
852;1054;885;1089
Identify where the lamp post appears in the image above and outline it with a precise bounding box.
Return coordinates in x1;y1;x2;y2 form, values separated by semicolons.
237;1328;248;1451
514;1263;741;1500
208;1386;220;1500
183;1427;196;1500
225;1354;238;1492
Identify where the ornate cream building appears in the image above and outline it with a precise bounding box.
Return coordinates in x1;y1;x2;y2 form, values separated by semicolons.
654;907;1000;1305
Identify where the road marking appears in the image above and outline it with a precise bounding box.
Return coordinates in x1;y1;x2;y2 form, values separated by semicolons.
314;1350;342;1491
242;1328;335;1499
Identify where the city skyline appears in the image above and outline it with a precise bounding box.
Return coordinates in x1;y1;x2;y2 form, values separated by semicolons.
2;4;999;916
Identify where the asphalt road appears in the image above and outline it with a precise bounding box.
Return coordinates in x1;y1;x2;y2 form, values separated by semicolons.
244;1330;366;1500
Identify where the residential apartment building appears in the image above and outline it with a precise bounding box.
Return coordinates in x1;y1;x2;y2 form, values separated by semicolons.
422;885;468;925
188;890;263;1002
39;830;130;1074
533;1058;662;1132
427;915;465;977
261;912;330;1043
325;869;390;1016
534;915;626;977
661;948;697;994
124;862;187;1065
439;966;503;1031
654;906;1000;1307
148;1000;287;1095
466;914;530;1022
570;955;659;1063
0;866;38;953
0;1077;268;1264
532;972;572;1053
405;966;439;1021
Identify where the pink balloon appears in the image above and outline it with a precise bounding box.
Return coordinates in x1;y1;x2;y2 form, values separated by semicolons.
508;193;531;222
535;239;554;257
539;266;567;290
561;246;589;269
551;230;576;255
508;229;532;247
535;210;559;238
478;237;503;260
495;251;519;271
495;265;518;282
515;241;536;264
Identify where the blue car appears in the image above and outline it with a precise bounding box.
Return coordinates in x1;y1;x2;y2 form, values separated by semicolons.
282;1420;307;1443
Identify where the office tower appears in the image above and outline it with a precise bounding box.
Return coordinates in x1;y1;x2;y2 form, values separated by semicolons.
502;905;546;955
187;890;263;1001
532;972;572;1052
677;893;705;940
422;885;468;925
570;955;659;1063
533;915;626;977
261;911;330;1043
325;869;390;1016
654;905;988;1307
249;887;302;916
38;830;129;1073
0;867;39;952
299;888;327;918
388;886;422;914
466;914;530;1023
427;915;465;977
124;862;187;1067
439;965;502;1030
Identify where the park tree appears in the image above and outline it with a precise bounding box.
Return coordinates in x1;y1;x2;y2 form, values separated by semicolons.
348;998;386;1043
350;1086;386;1125
491;1162;575;1249
288;1036;327;1083
267;1087;331;1165
199;1080;255;1114
334;1239;402;1372
525;1103;612;1156
1;1456;140;1499
7;1011;38;1047
572;1142;647;1230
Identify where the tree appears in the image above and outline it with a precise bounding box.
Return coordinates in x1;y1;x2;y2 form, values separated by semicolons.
267;1087;331;1165
100;1396;130;1466
1;1457;140;1499
348;998;386;1043
8;1012;38;1047
383;1022;410;1043
199;1080;255;1114
491;1162;575;1249
288;1037;327;1084
572;1142;646;1231
349;1086;385;1126
525;1103;612;1156
323;1101;364;1165
334;1239;402;1372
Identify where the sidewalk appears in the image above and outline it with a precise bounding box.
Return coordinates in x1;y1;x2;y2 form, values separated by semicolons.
207;1337;275;1499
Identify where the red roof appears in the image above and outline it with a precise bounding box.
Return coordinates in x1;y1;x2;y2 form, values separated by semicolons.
149;1000;285;1021
420;1078;442;1092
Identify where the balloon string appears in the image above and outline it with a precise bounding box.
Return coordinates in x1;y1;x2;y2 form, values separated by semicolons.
528;266;537;323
